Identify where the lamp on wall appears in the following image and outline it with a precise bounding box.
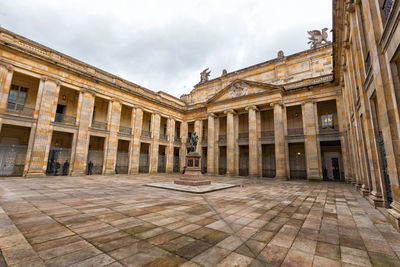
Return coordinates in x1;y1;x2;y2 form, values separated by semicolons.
62;94;67;100
295;112;299;117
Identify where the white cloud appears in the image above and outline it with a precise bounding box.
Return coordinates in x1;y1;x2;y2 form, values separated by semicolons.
1;0;332;97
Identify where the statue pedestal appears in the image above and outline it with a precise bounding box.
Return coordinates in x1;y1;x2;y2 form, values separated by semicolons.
174;152;211;186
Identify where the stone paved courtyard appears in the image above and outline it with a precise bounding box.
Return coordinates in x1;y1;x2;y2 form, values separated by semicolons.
0;174;399;267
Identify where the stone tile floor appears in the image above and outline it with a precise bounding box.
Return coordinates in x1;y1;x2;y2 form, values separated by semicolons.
0;174;399;267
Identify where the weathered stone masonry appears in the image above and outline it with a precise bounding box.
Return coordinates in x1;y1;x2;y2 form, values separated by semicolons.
1;0;400;230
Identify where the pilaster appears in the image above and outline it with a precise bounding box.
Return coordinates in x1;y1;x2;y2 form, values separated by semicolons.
104;100;122;175
26;78;61;177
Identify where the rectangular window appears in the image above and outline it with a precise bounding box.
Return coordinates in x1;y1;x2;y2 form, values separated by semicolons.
321;114;334;129
7;84;28;110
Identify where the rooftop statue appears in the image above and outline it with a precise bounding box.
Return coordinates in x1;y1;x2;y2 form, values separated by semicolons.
200;68;211;83
307;28;329;49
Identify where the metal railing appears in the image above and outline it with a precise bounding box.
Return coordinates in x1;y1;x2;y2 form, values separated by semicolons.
218;135;226;143
46;148;71;176
91;121;107;130
159;134;168;141
287;128;304;136
319;125;339;133
139;153;149;173
54;113;76;125
141;130;152;138
173;156;180;172
239;133;249;140
6;106;34;117
119;126;132;135
174;136;181;143
0;144;27;177
261;131;274;138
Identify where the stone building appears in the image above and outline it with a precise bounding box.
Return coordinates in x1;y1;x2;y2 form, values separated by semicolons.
0;0;399;230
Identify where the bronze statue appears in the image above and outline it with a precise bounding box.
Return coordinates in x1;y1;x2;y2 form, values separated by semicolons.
189;132;199;152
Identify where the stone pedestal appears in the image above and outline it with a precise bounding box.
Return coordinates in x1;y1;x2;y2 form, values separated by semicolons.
174;152;211;186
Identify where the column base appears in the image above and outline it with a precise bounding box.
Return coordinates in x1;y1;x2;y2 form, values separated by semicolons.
368;192;385;208
70;171;86;176
275;176;288;181
104;170;116;175
25;172;46;178
360;187;370;197
387;206;400;231
129;169;138;175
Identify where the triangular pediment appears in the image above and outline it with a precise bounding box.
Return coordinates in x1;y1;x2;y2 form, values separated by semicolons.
207;79;279;104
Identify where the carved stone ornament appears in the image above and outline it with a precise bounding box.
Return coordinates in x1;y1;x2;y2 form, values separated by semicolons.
228;82;249;98
307;28;330;49
199;68;211;83
277;50;285;60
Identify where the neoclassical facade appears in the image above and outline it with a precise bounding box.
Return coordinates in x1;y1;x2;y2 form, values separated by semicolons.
0;0;399;230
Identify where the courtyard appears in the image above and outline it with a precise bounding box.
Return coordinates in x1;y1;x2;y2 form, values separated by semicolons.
0;174;399;267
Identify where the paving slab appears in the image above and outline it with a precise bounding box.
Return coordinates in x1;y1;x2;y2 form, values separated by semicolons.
0;174;399;266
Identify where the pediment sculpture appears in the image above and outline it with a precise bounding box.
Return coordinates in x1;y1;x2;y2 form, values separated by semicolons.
228;82;249;98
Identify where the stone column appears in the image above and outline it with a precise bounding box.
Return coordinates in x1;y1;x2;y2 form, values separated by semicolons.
336;95;352;182
104;100;122;175
149;113;161;173
26;77;61;177
0;64;14;115
225;109;236;176
256;110;262;175
272;102;287;179
207;113;216;175
214;117;220;174
234;114;239;175
302;100;322;180
166;117;175;172
194;120;203;154
129;107;143;174
246;105;259;177
179;121;188;170
71;89;95;175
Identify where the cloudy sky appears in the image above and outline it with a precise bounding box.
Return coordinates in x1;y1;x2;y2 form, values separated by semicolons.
1;0;332;98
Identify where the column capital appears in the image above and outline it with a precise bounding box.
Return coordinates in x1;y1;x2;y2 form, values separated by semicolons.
270;101;283;107
40;75;61;85
5;64;13;71
81;88;96;96
152;111;162;117
111;98;122;104
207;113;217;118
245;105;258;112
302;99;314;105
224;109;237;115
